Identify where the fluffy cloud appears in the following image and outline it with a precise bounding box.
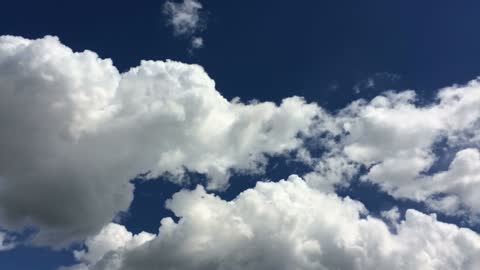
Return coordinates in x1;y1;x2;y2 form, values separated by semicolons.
305;83;480;217
3;33;480;267
406;148;480;217
71;223;154;267
0;35;319;245
64;176;480;270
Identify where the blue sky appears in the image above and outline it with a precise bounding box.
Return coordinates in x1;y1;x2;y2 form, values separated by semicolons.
1;1;480;269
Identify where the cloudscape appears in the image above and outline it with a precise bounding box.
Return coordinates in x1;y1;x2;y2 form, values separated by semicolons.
1;1;480;269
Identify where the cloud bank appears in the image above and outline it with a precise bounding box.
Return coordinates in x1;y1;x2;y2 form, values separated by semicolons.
2;34;480;270
305;84;480;219
64;176;480;270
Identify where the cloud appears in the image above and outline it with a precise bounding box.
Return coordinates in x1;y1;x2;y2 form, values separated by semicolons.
305;83;480;219
3;33;480;265
63;176;480;270
381;207;400;224
0;35;319;246
0;232;15;251
72;223;154;266
163;0;206;50
191;36;203;49
407;148;480;216
353;72;400;94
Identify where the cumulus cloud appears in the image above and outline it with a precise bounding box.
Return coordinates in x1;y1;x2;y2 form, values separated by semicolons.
163;0;206;50
64;176;480;270
0;35;319;246
408;148;480;216
71;223;154;267
3;33;480;270
305;83;480;219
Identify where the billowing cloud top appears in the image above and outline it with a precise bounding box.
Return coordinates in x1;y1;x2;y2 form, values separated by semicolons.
64;176;480;270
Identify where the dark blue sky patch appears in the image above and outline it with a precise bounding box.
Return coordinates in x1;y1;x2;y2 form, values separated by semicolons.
217;154;315;201
2;1;480;108
122;173;204;235
123;153;313;234
423;137;459;175
0;245;75;270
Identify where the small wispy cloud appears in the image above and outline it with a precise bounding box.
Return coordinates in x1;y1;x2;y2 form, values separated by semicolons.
163;0;206;51
353;72;400;94
0;232;15;252
191;36;203;49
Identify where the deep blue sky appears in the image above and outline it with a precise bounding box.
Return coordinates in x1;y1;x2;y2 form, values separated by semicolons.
2;1;480;269
4;0;480;108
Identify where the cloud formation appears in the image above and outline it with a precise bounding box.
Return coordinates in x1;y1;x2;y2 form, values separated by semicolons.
0;35;319;246
64;176;480;270
3;34;480;270
305;84;480;219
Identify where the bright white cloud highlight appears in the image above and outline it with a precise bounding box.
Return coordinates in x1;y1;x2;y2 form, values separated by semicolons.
0;35;319;246
64;176;480;270
72;223;155;267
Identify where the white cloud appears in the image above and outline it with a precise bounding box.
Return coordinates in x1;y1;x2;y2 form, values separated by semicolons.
64;176;480;270
3;33;480;268
72;223;154;266
163;0;206;50
0;35;320;246
305;83;480;218
304;152;358;192
381;207;400;224
409;148;480;215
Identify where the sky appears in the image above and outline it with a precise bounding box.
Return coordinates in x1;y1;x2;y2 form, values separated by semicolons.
1;0;480;269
